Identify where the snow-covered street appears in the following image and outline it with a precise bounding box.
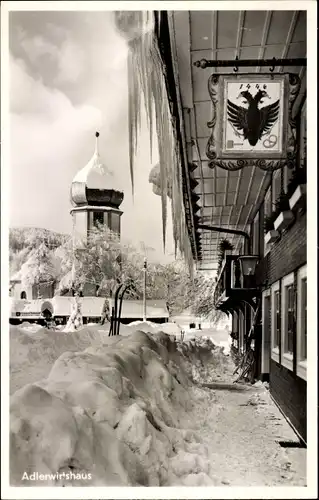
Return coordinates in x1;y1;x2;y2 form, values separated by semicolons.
176;340;307;486
10;322;306;487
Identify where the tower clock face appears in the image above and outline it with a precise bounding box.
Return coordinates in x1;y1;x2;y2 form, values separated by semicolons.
223;80;284;154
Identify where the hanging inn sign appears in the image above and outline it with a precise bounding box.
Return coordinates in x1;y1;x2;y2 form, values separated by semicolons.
206;73;301;171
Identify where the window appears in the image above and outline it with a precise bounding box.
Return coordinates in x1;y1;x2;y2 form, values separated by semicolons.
93;211;104;228
261;290;271;375
301;278;307;359
271;281;280;362
274;291;281;348
285;285;294;354
250;222;254;254
297;265;307;380
263;188;272;256
110;212;120;235
281;273;295;371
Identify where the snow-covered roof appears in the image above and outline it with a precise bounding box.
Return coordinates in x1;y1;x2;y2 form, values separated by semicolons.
10;270;21;282
57;271;73;291
109;299;169;319
9;297;169;319
9;297;105;318
71;133;122;194
52;296;105;317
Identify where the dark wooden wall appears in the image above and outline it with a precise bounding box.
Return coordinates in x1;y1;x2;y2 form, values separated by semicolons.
256;210;306;288
270;359;307;442
256;209;307;443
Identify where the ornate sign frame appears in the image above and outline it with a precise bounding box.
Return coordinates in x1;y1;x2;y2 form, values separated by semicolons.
206;73;301;171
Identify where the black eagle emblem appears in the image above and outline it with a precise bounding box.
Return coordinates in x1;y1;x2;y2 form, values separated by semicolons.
227;90;280;146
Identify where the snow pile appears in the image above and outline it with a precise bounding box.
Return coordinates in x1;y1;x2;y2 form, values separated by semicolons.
153;321;182;337
14;322;44;334
214;337;232;356
181;328;232;356
10;329;224;486
178;336;233;385
10;324;109;394
10;320;172;394
127;320;157;329
10;325;306;487
127;320;182;337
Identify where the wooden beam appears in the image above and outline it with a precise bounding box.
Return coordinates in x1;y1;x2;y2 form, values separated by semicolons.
168;12;198;261
278;12;299;73
239;169;267;254
194;57;306;69
244;166;256;207
235;11;246;59
256;11;272;73
206;10;218;264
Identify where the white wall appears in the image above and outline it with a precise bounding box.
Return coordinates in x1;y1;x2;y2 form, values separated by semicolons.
10;281;33;300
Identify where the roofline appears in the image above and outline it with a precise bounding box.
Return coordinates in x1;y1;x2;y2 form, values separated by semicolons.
154;11;307;263
155;11;198;261
70;205;123;214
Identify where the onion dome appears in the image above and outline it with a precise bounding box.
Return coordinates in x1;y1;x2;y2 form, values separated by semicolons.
70;132;124;209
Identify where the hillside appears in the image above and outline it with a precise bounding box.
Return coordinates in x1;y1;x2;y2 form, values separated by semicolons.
9;227;68;253
9;227;68;277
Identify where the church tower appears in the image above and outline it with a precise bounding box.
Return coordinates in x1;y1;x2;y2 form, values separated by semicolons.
70;132;124;245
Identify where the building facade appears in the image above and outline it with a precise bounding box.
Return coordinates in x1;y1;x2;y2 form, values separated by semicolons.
117;10;308;444
9;271;56;301
9;297;169;326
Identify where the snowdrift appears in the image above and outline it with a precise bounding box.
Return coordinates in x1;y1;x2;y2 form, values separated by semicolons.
10;321;155;394
10;329;225;486
10;324;110;394
127;320;182;337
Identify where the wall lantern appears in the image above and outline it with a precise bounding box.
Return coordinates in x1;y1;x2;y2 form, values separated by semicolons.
238;256;259;288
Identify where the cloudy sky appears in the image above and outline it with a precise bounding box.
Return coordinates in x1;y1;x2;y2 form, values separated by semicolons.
9;10;174;263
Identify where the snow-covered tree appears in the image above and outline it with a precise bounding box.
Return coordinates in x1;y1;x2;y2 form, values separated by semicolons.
188;272;226;324
20;242;57;288
63;293;83;332
10;247;30;275
10;227;66;253
11;223;193;317
55;224;192;313
142;260;192;313
9;227;67;280
55;225;123;296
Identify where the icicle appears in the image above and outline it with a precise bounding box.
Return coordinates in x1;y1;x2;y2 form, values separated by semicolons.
127;50;135;196
123;9;194;268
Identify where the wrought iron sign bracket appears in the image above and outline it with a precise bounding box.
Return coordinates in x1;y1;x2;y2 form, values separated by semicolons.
197;224;251;253
215;290;261;314
193;57;307;70
233;56;239;73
